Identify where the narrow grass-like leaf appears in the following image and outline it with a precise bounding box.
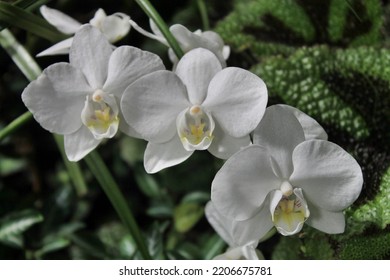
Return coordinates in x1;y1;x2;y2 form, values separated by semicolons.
0;2;65;41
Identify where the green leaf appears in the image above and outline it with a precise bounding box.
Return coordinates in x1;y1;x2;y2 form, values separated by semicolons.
0;209;44;248
339;232;390;259
0;2;66;42
0;155;26;176
173;203;204;233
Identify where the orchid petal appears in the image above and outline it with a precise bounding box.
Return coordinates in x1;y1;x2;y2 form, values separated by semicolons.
70;25;112;89
211;145;281;221
278;104;328;140
100;13;131;43
290;139;363;211
253;105;305;179
208;122;251;159
89;8;106;27
205;201;234;245
144;137;193;173
40;5;81;34
121;70;190;143
21;74;84;135
170;25;227;66
175;48;222;105
44;63;91;96
36;37;73;57
305;204;345;234
203;67;267;138
64;126;101;161
104;46;165;97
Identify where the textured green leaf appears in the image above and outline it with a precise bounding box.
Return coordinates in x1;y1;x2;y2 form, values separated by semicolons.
339;232;390;259
0;209;44;247
215;0;382;59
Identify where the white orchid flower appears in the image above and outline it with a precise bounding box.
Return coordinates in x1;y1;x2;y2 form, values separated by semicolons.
211;105;363;236
37;5;131;56
129;19;230;67
205;201;265;260
22;25;164;161
121;48;267;173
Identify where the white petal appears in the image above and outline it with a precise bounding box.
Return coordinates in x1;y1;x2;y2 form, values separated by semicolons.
100;13;131;43
64;126;101;161
278;104;328;140
144;137;193;173
70;25;113;89
121;70;190;143
203;67;267;138
290;139;363;212
205;201;234;246
305;204;345;234
253;105;305;179
170;24;227;66
103;46;165;97
149;18;163;37
36;37;73;57
21;73;84;135
40;5;81;34
44;63;91;96
208;122;251;159
89;9;107;27
211;145;282;221
175;48;222;105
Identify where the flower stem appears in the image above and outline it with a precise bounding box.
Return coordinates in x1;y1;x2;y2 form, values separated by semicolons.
197;0;210;30
135;0;184;59
84;151;151;260
0;111;32;142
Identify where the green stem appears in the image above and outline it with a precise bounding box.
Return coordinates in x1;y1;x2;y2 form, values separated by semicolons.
84;152;151;260
135;0;184;59
53;135;88;197
0;111;32;142
197;0;210;30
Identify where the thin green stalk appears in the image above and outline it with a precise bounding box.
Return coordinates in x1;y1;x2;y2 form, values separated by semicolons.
0;111;32;142
135;0;184;59
0;28;41;81
197;0;210;30
53;135;88;197
84;152;151;260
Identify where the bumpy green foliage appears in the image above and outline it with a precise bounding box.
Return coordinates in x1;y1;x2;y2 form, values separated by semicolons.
215;0;382;58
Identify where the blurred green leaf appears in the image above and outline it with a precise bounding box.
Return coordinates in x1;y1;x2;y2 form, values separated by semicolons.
173;203;203;233
0;156;26;176
0;209;44;248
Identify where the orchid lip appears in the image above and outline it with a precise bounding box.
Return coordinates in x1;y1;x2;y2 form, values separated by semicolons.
81;89;119;139
176;106;215;151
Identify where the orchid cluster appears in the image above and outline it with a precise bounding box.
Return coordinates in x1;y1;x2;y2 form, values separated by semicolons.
21;6;363;260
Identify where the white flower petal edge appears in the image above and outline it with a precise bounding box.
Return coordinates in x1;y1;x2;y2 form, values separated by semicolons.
213;246;264;260
253;105;305;179
21;72;85;135
121;70;190;143
144;137;193;174
290;139;363;212
277;104;328;140
64;126;101;161
203;67;268;138
175;48;222;105
70;25;113;89
211;145;282;221
36;37;74;57
40;5;81;34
